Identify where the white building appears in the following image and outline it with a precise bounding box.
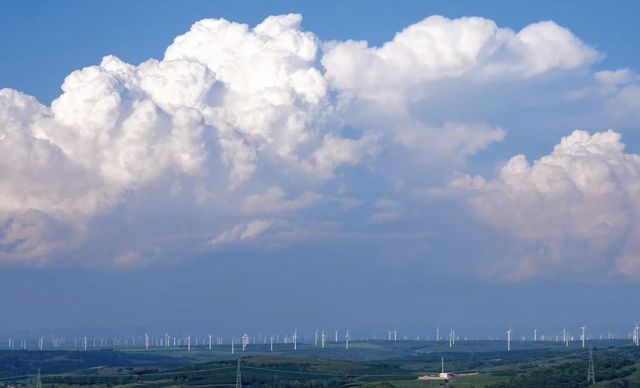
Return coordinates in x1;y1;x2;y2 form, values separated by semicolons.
418;357;450;381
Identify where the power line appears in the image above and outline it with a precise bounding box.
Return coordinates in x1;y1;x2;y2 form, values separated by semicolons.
241;365;421;378
0;365;237;383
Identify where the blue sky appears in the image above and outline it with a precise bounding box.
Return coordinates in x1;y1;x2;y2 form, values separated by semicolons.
1;1;640;338
3;0;639;104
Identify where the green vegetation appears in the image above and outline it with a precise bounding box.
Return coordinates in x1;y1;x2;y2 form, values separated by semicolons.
0;341;638;387
488;347;640;388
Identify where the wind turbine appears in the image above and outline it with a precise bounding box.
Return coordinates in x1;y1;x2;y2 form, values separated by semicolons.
144;334;149;351
321;331;325;348
314;330;318;347
581;325;586;349
345;330;350;350
270;335;274;351
187;335;191;351
242;333;248;351
507;328;512;351
293;329;297;351
209;334;213;350
534;328;537;342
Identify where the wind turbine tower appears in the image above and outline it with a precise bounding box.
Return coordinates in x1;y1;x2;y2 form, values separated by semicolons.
345;330;350;350
436;327;440;342
144;334;149;351
507;328;512;351
242;333;248;351
321;331;325;348
314;330;318;347
534;329;537;342
209;334;213;350
293;329;297;351
581;326;586;349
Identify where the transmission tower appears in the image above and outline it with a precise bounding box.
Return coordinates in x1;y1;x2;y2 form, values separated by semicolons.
235;358;242;388
587;347;595;385
36;368;42;388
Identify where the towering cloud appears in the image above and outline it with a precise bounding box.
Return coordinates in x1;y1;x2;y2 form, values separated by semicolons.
0;14;369;264
450;130;640;280
1;13;638;278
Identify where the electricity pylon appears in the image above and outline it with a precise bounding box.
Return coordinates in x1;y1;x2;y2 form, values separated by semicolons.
235;358;242;388
587;347;595;385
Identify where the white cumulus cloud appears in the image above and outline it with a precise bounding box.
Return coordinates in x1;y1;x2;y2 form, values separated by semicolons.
323;16;598;100
2;12;638;278
450;130;640;280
